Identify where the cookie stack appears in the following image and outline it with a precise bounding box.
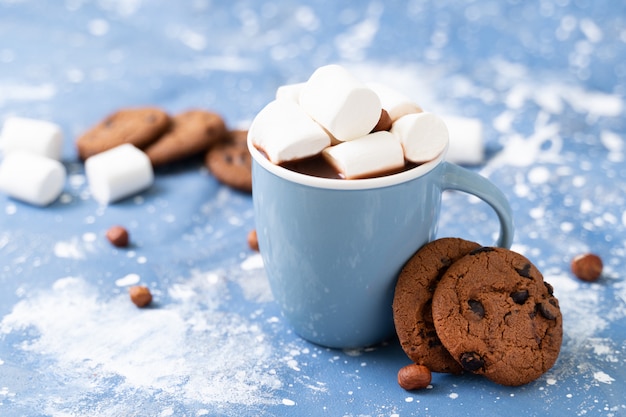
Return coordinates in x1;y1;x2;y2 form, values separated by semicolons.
76;107;253;198
393;238;562;387
76;108;227;164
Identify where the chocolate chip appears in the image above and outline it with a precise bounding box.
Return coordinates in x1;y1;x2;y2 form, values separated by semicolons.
428;337;443;348
537;302;558;320
515;263;532;278
469;247;495;256
237;150;248;164
428;332;442;347
426;330;438;339
510;289;529;304
468;299;485;318
544;281;554;295
459;352;484;372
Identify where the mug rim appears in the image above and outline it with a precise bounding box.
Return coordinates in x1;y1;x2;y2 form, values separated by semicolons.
247;134;448;190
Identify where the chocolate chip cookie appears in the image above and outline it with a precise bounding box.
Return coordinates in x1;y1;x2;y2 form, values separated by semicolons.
431;247;562;386
205;130;252;193
145;110;228;167
76;107;171;160
393;238;481;373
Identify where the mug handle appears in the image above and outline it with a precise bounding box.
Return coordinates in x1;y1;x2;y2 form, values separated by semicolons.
440;161;514;248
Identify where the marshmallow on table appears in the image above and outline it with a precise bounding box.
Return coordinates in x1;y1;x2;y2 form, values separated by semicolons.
249;99;331;164
391;112;449;163
367;82;423;122
85;144;153;205
322;131;405;179
0;116;63;160
0;151;66;206
441;115;484;165
299;64;381;142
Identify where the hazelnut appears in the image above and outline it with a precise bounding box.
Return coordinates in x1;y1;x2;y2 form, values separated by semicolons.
106;225;129;247
129;285;152;308
571;253;603;282
247;229;259;252
397;364;432;390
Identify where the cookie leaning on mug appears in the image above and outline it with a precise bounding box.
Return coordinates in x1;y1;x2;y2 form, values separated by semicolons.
431;246;562;386
393;237;481;374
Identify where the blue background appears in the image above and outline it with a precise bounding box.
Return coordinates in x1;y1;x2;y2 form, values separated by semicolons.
1;1;625;416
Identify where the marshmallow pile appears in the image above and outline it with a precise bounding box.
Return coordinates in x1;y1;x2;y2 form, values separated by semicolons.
249;64;451;179
0;116;153;206
0;117;67;206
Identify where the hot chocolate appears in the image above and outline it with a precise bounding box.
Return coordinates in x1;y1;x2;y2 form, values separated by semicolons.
280;153;420;180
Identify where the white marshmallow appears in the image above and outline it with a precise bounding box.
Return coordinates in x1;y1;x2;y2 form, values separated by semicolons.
248;99;331;164
0;116;63;160
367;82;423;122
322;131;405;179
299;64;381;142
0;151;66;206
275;82;305;102
441;115;484;165
85;144;153;205
391;112;449;163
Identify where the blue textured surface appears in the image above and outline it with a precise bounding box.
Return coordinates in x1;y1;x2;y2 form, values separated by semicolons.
1;1;625;416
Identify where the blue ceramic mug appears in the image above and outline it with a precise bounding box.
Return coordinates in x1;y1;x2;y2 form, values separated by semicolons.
249;139;514;349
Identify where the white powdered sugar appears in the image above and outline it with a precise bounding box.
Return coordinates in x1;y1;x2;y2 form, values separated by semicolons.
0;262;286;413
